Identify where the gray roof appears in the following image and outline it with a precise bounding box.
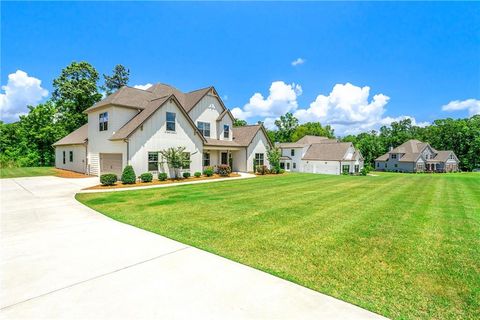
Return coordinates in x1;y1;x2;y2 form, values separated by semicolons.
232;125;269;147
277;142;305;148
433;150;455;162
204;138;241;147
296;135;331;145
375;139;457;163
303;142;353;161
53;124;88;146
279;156;291;160
391;140;428;154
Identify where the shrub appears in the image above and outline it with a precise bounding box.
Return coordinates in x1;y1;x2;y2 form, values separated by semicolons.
158;172;168;181
203;166;214;177
183;172;191;179
194;171;201;178
139;172;153;182
217;164;231;177
121;165;136;184
279;169;285;174
256;165;268;175
270;167;279;174
100;173;117;186
360;167;368;176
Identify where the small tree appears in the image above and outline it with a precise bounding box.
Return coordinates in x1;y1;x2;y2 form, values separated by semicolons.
267;146;281;173
121;165;136;184
159;147;191;178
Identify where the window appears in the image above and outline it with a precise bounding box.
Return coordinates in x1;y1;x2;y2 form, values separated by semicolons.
385;163;388;168
291;149;295;156
342;165;350;173
197;122;210;137
254;153;264;166
224;125;230;138
69;151;73;162
280;162;285;169
63;151;66;164
166;112;176;131
183;152;190;169
391;154;397;159
377;162;379;167
286;163;290;170
293;162;296;169
203;152;210;166
148;152;158;171
221;152;228;165
99;112;108;131
355;165;359;173
394;164;398;168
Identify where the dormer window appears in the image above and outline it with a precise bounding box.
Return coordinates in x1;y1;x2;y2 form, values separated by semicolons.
291;149;295;156
197;122;210;137
391;154;397;159
224;125;230;138
99;112;108;131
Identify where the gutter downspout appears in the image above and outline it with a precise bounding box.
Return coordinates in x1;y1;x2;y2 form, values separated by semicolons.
124;139;129;165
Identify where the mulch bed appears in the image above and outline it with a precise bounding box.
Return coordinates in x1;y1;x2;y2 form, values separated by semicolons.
84;173;241;190
54;169;93;179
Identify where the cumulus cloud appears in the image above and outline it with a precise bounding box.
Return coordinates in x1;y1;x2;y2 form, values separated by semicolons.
231;81;302;120
0;70;48;122
133;83;153;90
291;58;306;66
442;99;480;116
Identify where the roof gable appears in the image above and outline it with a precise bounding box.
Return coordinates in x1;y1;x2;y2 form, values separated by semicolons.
53;124;88;146
232;124;272;148
302;142;352;161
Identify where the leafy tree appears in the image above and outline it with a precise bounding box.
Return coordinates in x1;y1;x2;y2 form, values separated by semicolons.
343;131;386;167
233;118;247;127
102;64;130;95
292;122;335;141
159;147;191;178
52;61;102;132
266;146;281;173
274;112;299;142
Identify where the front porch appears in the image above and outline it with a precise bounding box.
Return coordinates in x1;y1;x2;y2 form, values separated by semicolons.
203;146;243;172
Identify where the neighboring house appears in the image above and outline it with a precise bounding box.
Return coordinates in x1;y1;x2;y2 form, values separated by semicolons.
374;139;459;173
53;83;271;177
276;135;364;175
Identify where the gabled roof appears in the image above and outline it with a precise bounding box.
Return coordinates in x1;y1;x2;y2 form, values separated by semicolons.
391;139;428;154
375;153;389;161
53;124;88;146
375;139;458;163
85;87;153;112
232;124;272;147
276;142;306;148
302;142;353;161
433;150;456;162
204;138;241;147
295;135;331;145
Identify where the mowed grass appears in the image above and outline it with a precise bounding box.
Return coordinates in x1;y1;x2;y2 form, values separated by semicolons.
0;166;56;178
76;172;480;319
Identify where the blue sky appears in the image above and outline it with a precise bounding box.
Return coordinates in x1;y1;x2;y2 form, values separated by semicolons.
1;1;479;134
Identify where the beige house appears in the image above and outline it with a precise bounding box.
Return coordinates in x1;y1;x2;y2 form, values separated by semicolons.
375;139;459;173
53;83;271;177
277;136;364;175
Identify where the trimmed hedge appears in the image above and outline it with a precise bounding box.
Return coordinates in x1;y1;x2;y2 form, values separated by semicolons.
139;172;153;182
183;172;191;178
203;166;214;177
100;173;117;186
121;165;136;184
158;172;168;181
194;171;201;178
217;164;231;177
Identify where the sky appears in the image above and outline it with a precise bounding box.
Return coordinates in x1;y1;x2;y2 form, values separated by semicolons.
1;1;479;135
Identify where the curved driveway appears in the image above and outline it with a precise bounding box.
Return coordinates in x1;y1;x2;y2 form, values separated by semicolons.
0;176;387;319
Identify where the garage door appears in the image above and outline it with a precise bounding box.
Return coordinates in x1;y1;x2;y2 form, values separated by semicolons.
100;153;123;176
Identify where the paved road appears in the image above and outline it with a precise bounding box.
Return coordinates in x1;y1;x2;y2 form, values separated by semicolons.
0;176;387;319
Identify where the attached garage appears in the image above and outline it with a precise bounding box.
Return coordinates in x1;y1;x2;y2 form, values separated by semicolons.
53;124;88;174
100;153;123;176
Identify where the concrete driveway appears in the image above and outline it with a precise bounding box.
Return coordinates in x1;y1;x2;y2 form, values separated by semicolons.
0;176;387;319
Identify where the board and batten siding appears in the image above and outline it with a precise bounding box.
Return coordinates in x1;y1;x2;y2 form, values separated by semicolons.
302;160;340;175
87;106;136;175
55;144;87;173
280;147;304;172
128;100;204;177
246;130;270;172
188;94;231;141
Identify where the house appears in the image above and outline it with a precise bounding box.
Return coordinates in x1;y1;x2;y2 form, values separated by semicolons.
374;139;459;173
276;136;364;175
53;83;271;177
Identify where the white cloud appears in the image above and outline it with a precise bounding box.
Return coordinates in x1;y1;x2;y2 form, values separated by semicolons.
291;58;306;66
0;70;48;122
442;99;480;116
231;81;302;120
133;83;153;90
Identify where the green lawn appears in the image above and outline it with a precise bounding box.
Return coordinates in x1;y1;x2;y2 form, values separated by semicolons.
76;172;480;319
0;166;56;179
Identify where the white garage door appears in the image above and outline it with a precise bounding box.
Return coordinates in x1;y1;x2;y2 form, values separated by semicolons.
100;153;123;176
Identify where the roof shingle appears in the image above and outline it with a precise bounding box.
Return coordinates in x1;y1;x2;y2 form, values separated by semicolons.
53;124;88;146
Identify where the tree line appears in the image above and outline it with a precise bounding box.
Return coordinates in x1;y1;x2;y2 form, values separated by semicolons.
0;62;129;167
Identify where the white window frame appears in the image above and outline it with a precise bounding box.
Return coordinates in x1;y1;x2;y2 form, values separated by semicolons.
99;112;108;131
166;112;176;132
197;121;210;137
223;124;230;139
254;153;264;166
148;152;159;171
203;152;210;167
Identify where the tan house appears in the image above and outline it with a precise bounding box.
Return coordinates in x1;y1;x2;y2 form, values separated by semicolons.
375;139;459;173
277;136;364;175
53;83;272;177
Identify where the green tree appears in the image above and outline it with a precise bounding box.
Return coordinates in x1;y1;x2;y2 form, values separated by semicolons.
159;147;191;178
102;64;130;95
274;112;299;142
233;118;247;127
292;122;335;141
52;61;102;132
266;146;281;173
343;131;386;167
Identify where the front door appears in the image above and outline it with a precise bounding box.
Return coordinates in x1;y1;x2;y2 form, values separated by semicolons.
221;152;228;165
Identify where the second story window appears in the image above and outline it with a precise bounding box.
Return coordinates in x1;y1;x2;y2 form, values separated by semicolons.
166;112;176;131
69;151;73;162
391;154;397;159
224;125;230;138
99;112;108;131
197;121;210;137
291;149;295;156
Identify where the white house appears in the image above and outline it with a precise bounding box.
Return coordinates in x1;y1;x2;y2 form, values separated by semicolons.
53;83;271;177
277;135;364;175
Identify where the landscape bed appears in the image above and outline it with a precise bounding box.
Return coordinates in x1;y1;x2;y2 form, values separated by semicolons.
76;172;480;319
